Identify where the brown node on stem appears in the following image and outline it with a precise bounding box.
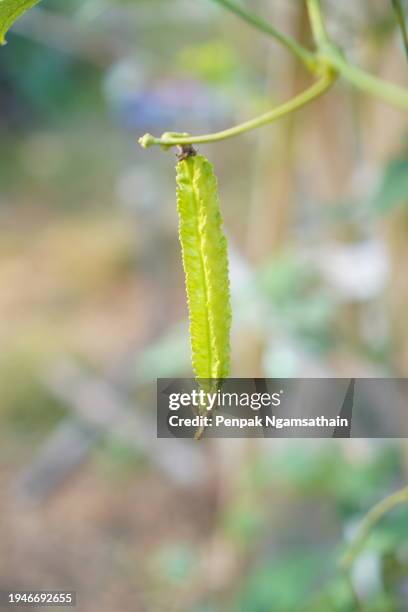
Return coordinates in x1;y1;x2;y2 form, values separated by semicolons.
177;144;197;162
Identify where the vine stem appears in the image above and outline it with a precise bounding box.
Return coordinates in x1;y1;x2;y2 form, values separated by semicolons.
306;0;331;49
340;485;408;571
392;0;408;59
342;570;364;611
209;0;317;73
139;72;337;148
139;0;408;150
306;0;408;111
327;49;408;111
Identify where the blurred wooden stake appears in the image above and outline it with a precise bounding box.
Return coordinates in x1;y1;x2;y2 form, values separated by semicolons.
13;362;206;503
386;207;408;375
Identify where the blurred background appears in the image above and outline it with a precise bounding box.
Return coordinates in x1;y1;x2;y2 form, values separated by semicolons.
0;0;407;610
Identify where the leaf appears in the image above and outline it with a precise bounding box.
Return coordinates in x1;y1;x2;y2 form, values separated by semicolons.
176;154;231;380
0;0;41;45
372;158;408;214
391;0;408;60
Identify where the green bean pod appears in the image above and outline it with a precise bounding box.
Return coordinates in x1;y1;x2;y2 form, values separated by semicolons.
176;154;231;381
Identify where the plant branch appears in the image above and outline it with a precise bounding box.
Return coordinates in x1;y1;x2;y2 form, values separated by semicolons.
139;72;336;149
340;484;408;571
342;570;364;611
209;0;317;72
392;0;408;60
305;0;408;110
306;0;331;49
139;0;408;153
328;49;408;110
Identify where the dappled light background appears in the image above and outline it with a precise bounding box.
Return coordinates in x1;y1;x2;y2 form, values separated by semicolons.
0;0;407;610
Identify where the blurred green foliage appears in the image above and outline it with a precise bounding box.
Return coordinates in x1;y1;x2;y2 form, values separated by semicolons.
257;254;337;353
372;156;408;214
0;347;67;437
177;40;239;84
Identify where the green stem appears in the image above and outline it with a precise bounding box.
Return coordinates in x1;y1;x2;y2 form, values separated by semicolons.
139;72;337;149
392;0;408;60
328;48;408;111
139;0;408;152
342;570;364;611
340;485;408;571
306;0;408;111
306;0;331;49
209;0;317;72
